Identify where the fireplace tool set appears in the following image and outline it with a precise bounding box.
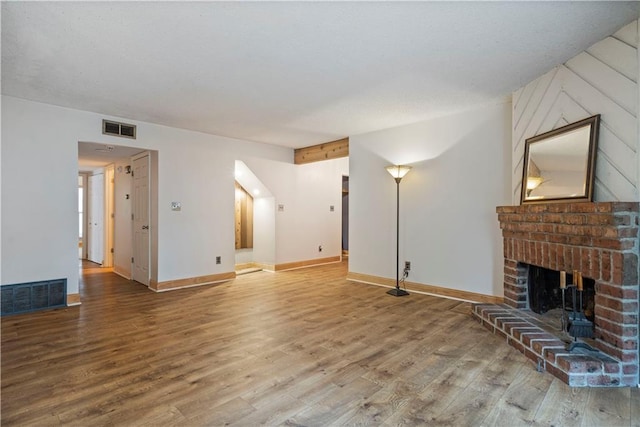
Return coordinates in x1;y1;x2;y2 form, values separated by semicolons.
559;270;594;346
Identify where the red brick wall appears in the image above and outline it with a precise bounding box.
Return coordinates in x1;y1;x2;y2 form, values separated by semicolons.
496;202;639;385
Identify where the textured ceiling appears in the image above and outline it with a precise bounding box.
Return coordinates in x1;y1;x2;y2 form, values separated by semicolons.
2;2;638;149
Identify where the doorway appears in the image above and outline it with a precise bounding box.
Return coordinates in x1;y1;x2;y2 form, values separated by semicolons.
235;181;254;250
342;175;349;258
78;174;87;259
84;166;115;267
78;142;153;283
234;160;274;270
87;172;105;264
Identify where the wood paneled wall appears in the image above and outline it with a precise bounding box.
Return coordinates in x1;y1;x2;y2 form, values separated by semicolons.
512;20;639;203
234;182;253;249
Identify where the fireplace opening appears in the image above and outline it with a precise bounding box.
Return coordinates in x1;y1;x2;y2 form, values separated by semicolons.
527;264;595;326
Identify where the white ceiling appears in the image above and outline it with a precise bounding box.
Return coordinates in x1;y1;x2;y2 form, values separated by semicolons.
2;2;638;149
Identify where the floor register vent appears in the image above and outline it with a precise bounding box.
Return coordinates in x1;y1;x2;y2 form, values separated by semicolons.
102;119;136;139
1;279;67;316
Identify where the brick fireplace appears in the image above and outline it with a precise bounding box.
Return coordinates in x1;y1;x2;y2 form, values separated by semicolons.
473;202;639;386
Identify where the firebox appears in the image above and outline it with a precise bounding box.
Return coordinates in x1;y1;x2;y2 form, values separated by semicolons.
527;264;596;339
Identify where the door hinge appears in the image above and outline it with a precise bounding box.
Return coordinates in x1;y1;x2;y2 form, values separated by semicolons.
110;248;114;254
131;257;134;263
131;213;134;220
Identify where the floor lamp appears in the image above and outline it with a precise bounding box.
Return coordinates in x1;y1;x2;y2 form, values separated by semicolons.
385;165;411;297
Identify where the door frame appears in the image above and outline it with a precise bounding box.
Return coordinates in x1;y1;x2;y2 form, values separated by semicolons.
103;164;116;268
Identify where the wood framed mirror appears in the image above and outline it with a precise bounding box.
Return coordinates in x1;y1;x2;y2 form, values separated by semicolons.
521;115;600;204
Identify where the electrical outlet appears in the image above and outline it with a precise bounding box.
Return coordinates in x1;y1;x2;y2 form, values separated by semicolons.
403;261;411;279
318;245;323;252
216;256;221;264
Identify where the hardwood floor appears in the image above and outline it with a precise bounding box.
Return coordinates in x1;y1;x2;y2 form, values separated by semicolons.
2;261;638;426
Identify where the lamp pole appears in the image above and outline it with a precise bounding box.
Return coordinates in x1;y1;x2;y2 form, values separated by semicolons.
385;165;410;297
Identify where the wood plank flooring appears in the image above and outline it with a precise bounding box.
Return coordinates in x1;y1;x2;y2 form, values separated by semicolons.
2;261;638;426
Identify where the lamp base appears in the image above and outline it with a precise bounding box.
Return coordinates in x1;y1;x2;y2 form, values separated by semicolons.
387;287;410;297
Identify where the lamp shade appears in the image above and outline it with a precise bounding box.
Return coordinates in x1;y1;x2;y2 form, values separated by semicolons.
385;165;412;180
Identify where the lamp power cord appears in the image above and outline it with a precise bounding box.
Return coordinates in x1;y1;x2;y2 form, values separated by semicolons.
401;267;410;290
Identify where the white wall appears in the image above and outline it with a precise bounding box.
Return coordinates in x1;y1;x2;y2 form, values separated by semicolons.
512;20;639;203
1;96;299;295
244;156;349;265
235;249;254;266
289;159;347;263
349;102;512;297
2;98;82;291
253;197;276;266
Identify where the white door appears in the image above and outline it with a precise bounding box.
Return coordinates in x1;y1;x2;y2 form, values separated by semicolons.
88;173;104;264
103;165;115;268
132;154;150;286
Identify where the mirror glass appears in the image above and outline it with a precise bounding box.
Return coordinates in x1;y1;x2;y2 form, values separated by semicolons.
521;115;600;204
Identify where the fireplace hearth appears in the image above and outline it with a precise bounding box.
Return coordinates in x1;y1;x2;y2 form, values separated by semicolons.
473;202;639;387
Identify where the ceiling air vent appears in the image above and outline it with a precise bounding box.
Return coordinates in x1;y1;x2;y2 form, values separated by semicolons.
102;119;136;139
